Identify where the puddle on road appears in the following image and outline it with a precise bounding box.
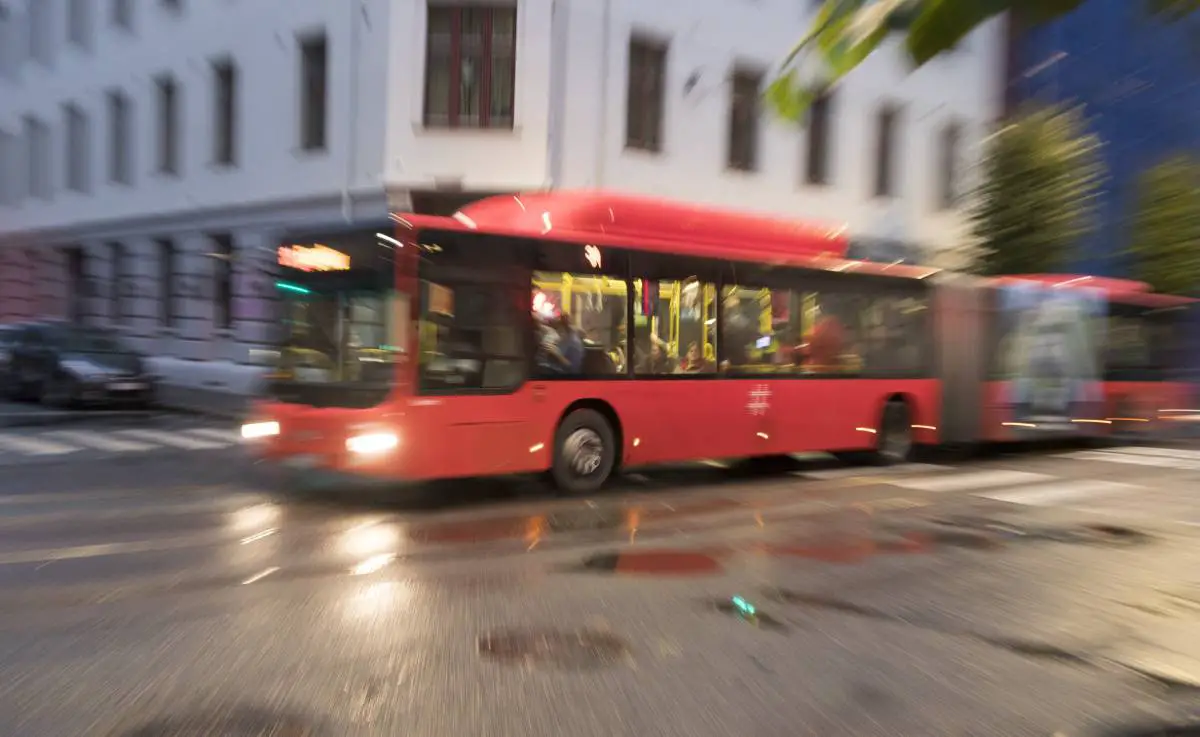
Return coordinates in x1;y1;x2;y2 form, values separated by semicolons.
577;550;726;576
478;627;631;670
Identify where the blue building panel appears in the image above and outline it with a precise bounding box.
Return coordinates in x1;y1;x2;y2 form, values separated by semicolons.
1010;0;1200;280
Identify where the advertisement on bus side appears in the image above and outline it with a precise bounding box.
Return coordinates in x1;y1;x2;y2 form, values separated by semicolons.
992;282;1105;431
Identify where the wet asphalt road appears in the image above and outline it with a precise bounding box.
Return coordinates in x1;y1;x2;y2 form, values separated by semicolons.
2;419;1200;735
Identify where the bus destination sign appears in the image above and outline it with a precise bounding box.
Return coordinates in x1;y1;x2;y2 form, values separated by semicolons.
278;244;351;272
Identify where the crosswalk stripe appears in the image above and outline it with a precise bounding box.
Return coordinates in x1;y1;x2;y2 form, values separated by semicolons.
114;429;224;450
891;470;1052;493
182;428;239;444
1056;450;1200;470
979;479;1138;506
0;435;79;455
1106;446;1200;461
43;430;154;452
797;463;952;480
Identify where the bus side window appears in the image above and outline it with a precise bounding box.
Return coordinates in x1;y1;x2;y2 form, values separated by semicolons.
797;291;863;374
633;277;716;375
532;271;627;378
720;284;790;373
859;293;929;375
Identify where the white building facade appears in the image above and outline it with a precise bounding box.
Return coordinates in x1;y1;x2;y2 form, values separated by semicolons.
0;0;1003;404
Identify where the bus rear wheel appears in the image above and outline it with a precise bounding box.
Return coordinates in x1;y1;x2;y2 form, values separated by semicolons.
875;400;913;465
551;409;616;495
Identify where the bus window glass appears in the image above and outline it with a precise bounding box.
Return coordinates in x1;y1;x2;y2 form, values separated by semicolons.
633;277;716;375
1106;315;1149;370
798;291;865;374
859;293;929;374
532;271;627;378
268;227;402;408
418;281;524;391
720;284;797;373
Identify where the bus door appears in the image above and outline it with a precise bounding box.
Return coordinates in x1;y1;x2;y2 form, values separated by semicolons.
626;277;753;462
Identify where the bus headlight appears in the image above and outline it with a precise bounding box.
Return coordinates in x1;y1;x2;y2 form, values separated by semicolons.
346;431;399;455
241;421;280;440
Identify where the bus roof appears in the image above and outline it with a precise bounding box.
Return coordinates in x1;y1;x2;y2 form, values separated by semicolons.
991;274;1195;307
394;191;942;281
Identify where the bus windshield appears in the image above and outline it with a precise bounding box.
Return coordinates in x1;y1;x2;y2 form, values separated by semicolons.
266;227;406;408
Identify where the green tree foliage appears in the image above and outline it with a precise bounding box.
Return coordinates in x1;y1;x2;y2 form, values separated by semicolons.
768;0;1198;121
969;105;1105;275
1128;155;1200;295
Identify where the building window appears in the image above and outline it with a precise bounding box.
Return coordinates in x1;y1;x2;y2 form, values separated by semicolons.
212;59;237;165
24;115;51;200
625;37;667;152
155;75;179;174
64;103;90;193
805;90;833;185
937;121;962;209
423;4;517;129
0;129;16;204
29;0;52;65
0;8;18;80
873;104;899;198
67;0;92;50
299;32;328;150
109;242;126;321
211;233;234;330
158;239;177;327
727;66;762;171
65;247;86;323
107;90;133;184
112;0;134;29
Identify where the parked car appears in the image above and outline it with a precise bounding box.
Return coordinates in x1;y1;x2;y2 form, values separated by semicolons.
0;324;18;392
4;321;156;408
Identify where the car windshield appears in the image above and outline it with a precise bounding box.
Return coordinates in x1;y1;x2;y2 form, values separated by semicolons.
49;326;127;354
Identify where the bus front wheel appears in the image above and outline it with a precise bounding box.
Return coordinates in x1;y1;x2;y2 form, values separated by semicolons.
551;409;616;495
875;400;913;465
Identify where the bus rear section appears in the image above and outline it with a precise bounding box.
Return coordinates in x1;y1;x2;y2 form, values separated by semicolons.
966;276;1194;444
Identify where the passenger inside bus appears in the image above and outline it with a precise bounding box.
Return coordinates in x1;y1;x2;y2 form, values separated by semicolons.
637;339;676;374
677;341;714;373
536;313;584;375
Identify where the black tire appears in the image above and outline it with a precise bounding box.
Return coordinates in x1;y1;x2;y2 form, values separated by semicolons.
551;409;617;495
40;374;77;408
874;400;913;465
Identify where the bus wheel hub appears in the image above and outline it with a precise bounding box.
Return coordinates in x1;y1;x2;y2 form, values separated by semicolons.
565;428;603;476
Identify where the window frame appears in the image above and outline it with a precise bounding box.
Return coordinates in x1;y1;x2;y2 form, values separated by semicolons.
727;65;763;172
422;3;517;130
299;31;328;150
625;35;667;152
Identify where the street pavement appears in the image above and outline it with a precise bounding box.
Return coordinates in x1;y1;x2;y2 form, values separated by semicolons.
1;435;1200;735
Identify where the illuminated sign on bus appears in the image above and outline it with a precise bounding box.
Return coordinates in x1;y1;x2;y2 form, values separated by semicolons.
278;244;352;272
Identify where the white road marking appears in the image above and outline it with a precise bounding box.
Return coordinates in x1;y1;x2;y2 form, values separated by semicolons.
0;532;227;565
891;470;1053;493
1107;446;1200;461
182;428;240;444
1056;450;1200;470
979;479;1138;506
43;430;154;452
114;429;224;449
0;434;78;455
796;463;952;480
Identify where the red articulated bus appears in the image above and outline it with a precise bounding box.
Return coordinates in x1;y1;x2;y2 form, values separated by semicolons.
243;191;1194;494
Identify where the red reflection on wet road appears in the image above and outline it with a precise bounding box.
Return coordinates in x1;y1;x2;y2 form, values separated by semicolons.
408;496;752;547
